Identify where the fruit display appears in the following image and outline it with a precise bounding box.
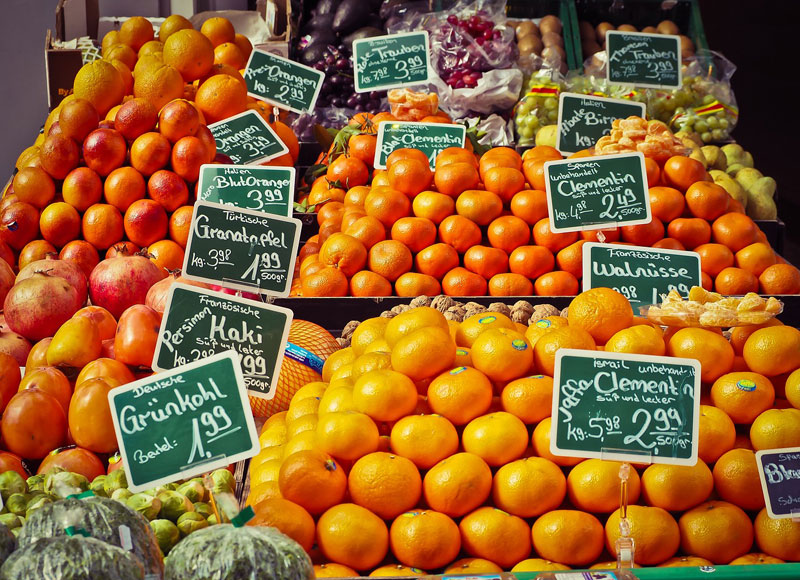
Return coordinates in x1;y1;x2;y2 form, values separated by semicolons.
507;15;568;74
294;114;799;298
577;18;695;60
245;289;800;574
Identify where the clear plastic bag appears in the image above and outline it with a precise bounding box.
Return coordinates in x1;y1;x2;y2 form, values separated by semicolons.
513;67;564;146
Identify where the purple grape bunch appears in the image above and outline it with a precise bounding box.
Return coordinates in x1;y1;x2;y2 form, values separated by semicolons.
311;44;385;112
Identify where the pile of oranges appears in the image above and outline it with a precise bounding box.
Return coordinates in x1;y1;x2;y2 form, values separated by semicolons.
246;287;800;576
294;117;800;298
3;15;298;274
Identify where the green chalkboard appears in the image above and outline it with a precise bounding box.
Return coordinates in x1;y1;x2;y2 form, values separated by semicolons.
108;350;259;492
197;164;295;217
181;201;301;297
208;110;288;165
606;31;682;89
551;349;700;465
374;121;467;169
152;284;293;400
556;92;647;155
244;49;324;114
353;31;431;93
582;242;702;309
756;447;800;519
544;152;651;233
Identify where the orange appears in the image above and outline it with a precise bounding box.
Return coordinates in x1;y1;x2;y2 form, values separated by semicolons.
532;417;581;467
532;510;604;567
455;312;515;348
368;240;412;282
415;243;459;279
698;404;736;463
759;263;800;294
743;325;800;377
750;408;800;450
511;559;571;573
349;270;392;297
395;272;441;297
730;553;786;565
390;510;461;571
103;166;146;212
39;202;81;248
158;99;200;143
147;239;184;271
715;266;759;295
487;215;531;254
73;60;125;116
735;242;777;277
444;559;503;575
730;320;784;358
387;148;429;169
754;508;800;561
315;410;380;461
500;375;553;425
412;190;455;224
390;414;459;469
369;564;425;577
345;215;386;250
653;237;686;251
532;217;578;253
105;43;137;70
352;369;418;421
606;506;680;566
459;507;531;569
568;288;633;345
694;243;735;277
390;217;437;253
510;189;548;226
521;158;548;190
567;459;641;513
711;372;775;424
348;134;377;167
667;217;711;250
648;186;685;222
712;212;759;252
660;556;714;567
388;158;433;197
462;412;528;467
713;448;765;511
435;146;477;168
119;15;154;51
133;63;185;112
438;215;482;254
620;217;666;247
679;501;754;564
61;167;102;211
423;452;492;517
161;28;214;82
441;267;488;296
483;167;525;203
493;457;565;517
555;240;586;279
81;204;124;250
434;162;480;197
250;497;315;553
455;189;502;226
604;325;665;356
508;245;554;280
470;327;532;382
39;133;80;180
384;306;448;346
317;503;389;572
158;14;192;43
213;42;246;69
427;366;493;425
328;156;369;188
277;448;347;515
129;131;171;177
534;326;596;376
57;98;99;142
641;461;713;511
12;166;55;209
463;245;508;280
124;198;168;247
685;181;730;220
364;188;411;227
195;73;248;123
787;368;800;409
319;233;367;278
314;563;359;578
667;328;734;383
200;16;235;47
662;155;709;192
302;267;349;297
348;452;421;519
168;205;193;248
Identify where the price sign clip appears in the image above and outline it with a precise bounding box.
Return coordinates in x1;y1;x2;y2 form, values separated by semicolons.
615;461;636;571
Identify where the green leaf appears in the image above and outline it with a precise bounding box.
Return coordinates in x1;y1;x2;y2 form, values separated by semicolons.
313;124;336;150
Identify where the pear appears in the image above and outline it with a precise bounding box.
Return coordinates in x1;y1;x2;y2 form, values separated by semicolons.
746;193;777;220
721;143;751;167
726;163;745;177
709;170;747;208
675;130;703;147
701;145;727;171
750;176;777;199
46;315;102;368
535;124;558;148
689;147;707;168
735;167;765;193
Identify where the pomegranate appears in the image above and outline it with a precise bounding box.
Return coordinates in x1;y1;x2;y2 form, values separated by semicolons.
0;259;15;305
17;257;88;306
0;331;31;365
146;272;212;314
89;251;166;319
3;273;82;341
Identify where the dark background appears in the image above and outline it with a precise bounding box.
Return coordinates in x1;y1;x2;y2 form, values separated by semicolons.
0;0;797;259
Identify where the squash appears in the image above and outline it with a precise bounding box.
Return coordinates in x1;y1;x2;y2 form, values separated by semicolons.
164;524;314;580
0;536;144;579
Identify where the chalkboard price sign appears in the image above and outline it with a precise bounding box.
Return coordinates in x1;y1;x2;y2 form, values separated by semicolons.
208;110;288;165
152;284;293;400
353;31;431;93
556;92;647;154
606;31;682;89
198;164;295;217
544;152;651;233
551;349;700;465
182;201;301;297
244;49;324;114
582;242;702;308
756;447;800;519
374;121;467;169
108;350;260;492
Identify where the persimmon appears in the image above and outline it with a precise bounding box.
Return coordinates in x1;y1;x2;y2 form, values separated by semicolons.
114;304;161;367
37;446;105;480
68;377;118;454
1;389;67;459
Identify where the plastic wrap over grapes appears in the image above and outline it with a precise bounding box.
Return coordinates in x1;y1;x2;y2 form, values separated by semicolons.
513;69;563;146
